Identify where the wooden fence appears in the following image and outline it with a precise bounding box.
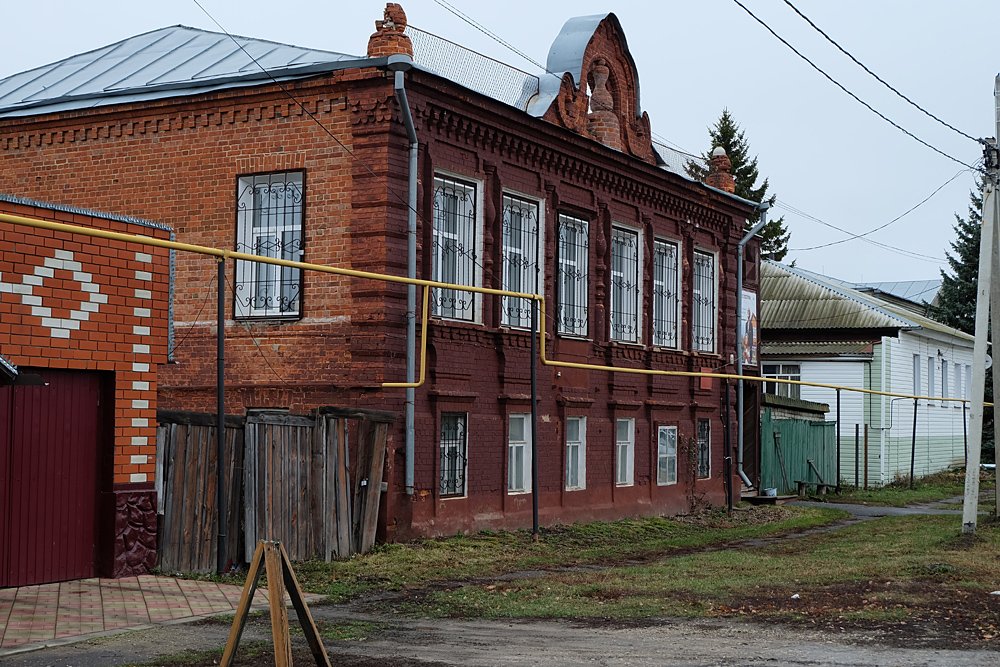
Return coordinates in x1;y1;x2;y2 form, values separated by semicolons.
156;407;393;573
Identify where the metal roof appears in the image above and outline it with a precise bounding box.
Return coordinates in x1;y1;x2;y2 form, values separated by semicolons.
0;193;169;230
761;261;972;342
0;25;360;118
760;341;874;358
852;279;941;305
0;354;17;381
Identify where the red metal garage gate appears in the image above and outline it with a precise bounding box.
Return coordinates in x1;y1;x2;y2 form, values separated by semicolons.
0;370;105;587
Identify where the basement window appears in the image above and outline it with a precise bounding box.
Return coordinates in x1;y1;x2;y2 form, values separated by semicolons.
234;171;304;319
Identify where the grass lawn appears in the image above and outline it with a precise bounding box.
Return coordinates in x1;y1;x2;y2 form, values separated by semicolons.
817;468;996;508
408;514;1000;643
253;506;845;602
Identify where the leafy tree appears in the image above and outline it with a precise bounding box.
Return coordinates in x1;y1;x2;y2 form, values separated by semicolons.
929;178;994;462
687;109;790;260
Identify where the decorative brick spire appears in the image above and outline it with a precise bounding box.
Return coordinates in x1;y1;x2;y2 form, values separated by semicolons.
586;58;623;151
705;146;736;193
367;3;413;58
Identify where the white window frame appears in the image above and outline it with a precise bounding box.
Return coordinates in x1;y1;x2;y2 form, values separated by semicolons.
565;416;587;491
941;359;949;406
652;238;680;348
692;249;718;353
912;354;921;396
501;192;543;329
615;418;635;486
762;363;801;399
557;214;589;337
697;419;711;479
432;173;483;323
508;413;532;494
439;413;468;498
610;225;641;343
657;425;678;486
234;171;304;319
927;357;936;405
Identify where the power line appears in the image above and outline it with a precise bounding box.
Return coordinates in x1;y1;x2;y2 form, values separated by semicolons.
730;0;976;171
432;0;545;71
781;0;982;145
788;166;974;251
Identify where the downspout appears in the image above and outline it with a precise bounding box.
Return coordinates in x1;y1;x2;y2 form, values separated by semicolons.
879;336;888;485
390;54;418;495
736;203;770;489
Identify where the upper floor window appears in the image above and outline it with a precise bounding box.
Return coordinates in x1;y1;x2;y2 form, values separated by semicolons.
610;227;640;343
234;172;303;318
763;363;801;399
652;239;679;348
557;214;589;337
501;194;540;329
692;250;716;352
432;175;479;321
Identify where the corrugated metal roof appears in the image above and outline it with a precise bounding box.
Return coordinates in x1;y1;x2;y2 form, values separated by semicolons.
853;279;941;305
0;25;358;118
761;261;972;342
761;341;874;357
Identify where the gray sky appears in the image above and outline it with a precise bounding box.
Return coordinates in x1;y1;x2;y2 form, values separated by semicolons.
4;1;998;283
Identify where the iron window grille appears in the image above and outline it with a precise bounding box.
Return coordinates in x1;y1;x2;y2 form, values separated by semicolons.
610;227;640;343
762;363;801;399
557;214;589;336
692;250;716;352
439;413;468;497
657;425;678;485
652;239;679;348
615;418;635;486
508;414;532;493
432;176;478;321
697;419;711;479
501;194;540;329
565;416;586;490
234;172;304;318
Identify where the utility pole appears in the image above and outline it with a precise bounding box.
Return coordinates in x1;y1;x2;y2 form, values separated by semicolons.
961;75;1000;533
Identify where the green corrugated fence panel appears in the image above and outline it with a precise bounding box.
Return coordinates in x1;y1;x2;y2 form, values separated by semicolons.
760;408;837;494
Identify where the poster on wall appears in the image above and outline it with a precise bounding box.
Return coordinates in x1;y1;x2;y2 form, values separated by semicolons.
741;289;759;366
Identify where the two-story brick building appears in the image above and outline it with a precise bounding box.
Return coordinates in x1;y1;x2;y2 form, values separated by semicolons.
0;5;758;547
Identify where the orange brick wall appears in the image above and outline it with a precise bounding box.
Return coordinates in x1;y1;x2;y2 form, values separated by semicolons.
0;199;170;483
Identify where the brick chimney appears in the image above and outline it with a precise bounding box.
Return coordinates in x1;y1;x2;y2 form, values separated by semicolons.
367;3;413;58
705;146;736;193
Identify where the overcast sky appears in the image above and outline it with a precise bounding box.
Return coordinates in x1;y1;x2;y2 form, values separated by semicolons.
4;1;999;283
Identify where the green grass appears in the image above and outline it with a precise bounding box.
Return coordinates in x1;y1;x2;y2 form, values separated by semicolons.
279;506;845;602
821;469;995;507
411;514;1000;624
123;640;269;666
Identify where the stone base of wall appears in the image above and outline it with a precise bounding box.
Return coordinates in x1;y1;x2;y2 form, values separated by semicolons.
104;486;158;578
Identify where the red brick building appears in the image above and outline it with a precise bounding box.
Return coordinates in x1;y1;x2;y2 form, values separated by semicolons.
0;6;758;546
0;197;170;585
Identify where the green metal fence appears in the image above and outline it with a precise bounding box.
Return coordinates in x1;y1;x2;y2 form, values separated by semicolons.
760;408;836;495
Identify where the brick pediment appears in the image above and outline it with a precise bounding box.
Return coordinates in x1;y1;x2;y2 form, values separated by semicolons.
540;14;655;165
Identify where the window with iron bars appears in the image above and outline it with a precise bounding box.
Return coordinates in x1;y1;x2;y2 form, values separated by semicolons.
501;194;540;329
557;214;589;337
610;227;640;343
234;172;303;318
432;176;478;321
652;239;679;348
697;418;711;479
692;250;716;352
763;363;801;399
439;413;468;497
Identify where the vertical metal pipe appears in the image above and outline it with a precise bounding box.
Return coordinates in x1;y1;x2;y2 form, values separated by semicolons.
854;423;860;487
835;389;841;493
530;299;539;537
963;402;968;466
216;258;227;574
723;381;732;512
910;398;918;488
864;424;869;490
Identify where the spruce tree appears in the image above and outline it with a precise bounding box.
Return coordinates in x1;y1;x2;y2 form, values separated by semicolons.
687;109;790;260
929;179;994;462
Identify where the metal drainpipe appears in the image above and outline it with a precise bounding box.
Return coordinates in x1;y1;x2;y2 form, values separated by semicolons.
390;54;418;494
736;203;770;489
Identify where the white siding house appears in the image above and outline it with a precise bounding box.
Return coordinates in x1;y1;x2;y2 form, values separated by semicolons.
761;262;972;487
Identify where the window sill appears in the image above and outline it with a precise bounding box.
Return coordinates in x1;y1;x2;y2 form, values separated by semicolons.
439;493;468;501
234;315;302;324
656;481;678;487
615;482;635;488
565;486;586;492
507;489;532;496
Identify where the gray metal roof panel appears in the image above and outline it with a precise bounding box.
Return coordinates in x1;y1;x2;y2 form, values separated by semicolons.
760;341;874;357
0;193;170;231
0;25;359;117
0;353;17;380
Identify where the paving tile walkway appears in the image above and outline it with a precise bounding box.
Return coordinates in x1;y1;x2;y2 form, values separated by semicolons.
0;574;319;655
